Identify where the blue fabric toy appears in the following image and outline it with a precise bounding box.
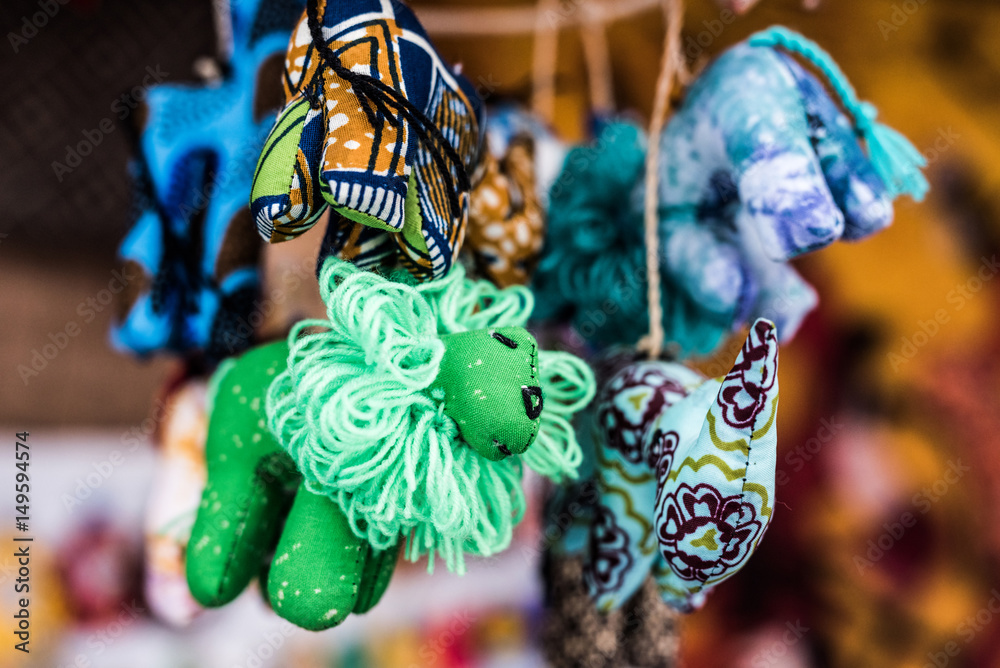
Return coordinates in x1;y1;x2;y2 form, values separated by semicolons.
533;27;927;357
113;0;305;360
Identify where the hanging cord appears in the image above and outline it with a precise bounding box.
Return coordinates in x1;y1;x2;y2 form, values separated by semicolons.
637;0;684;360
211;0;234;63
748;26;928;201
303;0;472;228
531;0;561;124
578;1;615;115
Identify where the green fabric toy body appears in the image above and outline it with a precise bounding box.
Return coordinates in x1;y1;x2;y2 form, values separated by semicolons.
186;340;398;630
187;258;595;630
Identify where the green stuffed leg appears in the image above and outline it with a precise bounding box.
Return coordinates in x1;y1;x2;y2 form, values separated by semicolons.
266;485;397;630
187;340;398;630
187;341;300;607
353;542;399;614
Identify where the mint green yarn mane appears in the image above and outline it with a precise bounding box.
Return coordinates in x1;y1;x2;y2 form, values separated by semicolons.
266;258;594;573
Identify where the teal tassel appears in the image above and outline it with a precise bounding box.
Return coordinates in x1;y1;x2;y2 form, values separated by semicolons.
749;26;929;202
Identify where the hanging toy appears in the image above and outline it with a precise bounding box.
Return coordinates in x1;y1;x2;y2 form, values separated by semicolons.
186;257;595;630
250;0;483;281
143;378;208;627
464;104;566;288
113;0;305;360
533;25;927;356
584;319;778;611
540;320;777;668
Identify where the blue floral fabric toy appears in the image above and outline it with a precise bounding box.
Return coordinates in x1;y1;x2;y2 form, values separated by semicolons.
533;27;927;357
538;30;928;646
113;0;305;360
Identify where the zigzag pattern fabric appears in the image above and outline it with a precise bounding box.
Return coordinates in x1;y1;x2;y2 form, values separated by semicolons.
252;0;482;280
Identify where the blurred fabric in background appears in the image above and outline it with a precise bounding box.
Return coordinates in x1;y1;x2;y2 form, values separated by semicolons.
1;0;999;666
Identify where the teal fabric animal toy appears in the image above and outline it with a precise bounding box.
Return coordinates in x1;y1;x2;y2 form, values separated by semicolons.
549;319;779;612
533;27;927;357
113;0;305;360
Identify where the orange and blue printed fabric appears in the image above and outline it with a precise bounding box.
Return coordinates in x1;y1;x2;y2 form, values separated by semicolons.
251;0;483;280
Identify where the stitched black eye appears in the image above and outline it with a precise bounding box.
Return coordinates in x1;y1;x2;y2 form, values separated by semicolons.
492;331;518;349
522;385;542;419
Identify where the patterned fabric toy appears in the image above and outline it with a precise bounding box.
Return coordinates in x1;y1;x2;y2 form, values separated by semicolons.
533;27;927;356
585;320;779;611
538;321;778;667
113;0;305;360
466;133;544;288
251;0;483;281
143;378;208;627
187;257;595;630
463;105;566;288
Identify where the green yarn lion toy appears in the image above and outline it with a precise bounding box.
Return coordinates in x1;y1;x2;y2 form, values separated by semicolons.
186;257;594;630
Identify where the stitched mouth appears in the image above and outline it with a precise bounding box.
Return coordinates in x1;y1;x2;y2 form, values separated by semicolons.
496;442;512;458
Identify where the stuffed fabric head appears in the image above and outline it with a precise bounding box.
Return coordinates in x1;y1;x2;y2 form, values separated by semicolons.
251;0;483;281
533;28;926;357
187;257;595;631
113;0;304;360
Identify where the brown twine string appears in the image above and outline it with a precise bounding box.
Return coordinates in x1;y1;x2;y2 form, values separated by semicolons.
531;0;561;124
638;0;684;360
579;2;615;115
415;0;668;124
